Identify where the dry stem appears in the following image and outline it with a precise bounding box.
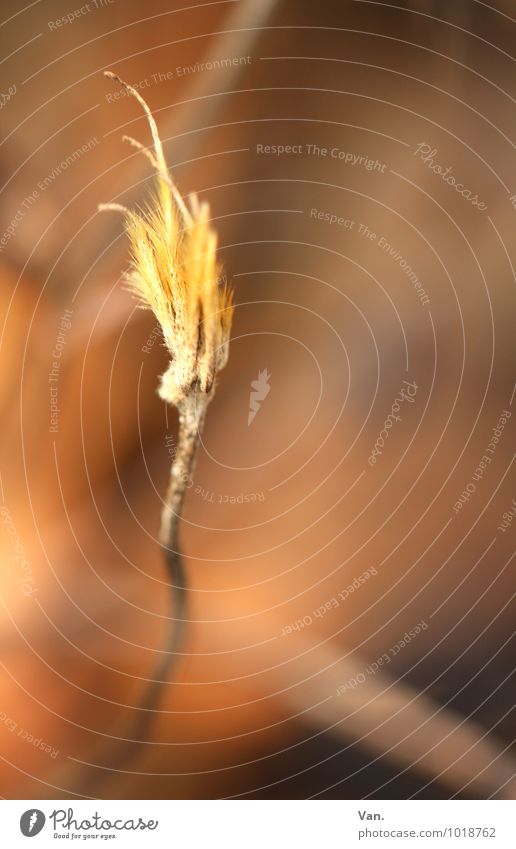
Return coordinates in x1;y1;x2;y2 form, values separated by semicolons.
131;393;208;743
79;395;207;794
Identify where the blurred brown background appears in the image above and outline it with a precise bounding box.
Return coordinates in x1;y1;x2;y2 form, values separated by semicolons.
0;0;515;799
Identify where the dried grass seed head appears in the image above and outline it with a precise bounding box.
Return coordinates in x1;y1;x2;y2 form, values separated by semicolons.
99;71;234;408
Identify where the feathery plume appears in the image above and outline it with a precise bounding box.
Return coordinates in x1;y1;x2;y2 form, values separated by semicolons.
100;71;233;409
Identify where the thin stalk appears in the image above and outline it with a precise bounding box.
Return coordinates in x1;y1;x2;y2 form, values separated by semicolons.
132;393;207;740
159;394;207;549
79;396;207;794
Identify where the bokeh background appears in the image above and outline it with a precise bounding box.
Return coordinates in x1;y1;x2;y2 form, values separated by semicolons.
0;0;515;799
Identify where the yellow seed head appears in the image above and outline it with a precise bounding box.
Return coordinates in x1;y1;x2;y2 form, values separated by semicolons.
100;72;234;407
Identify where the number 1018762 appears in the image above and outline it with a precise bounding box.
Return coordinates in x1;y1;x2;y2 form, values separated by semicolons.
443;827;496;838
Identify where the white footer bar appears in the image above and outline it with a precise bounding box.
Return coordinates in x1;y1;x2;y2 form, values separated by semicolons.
3;799;515;848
